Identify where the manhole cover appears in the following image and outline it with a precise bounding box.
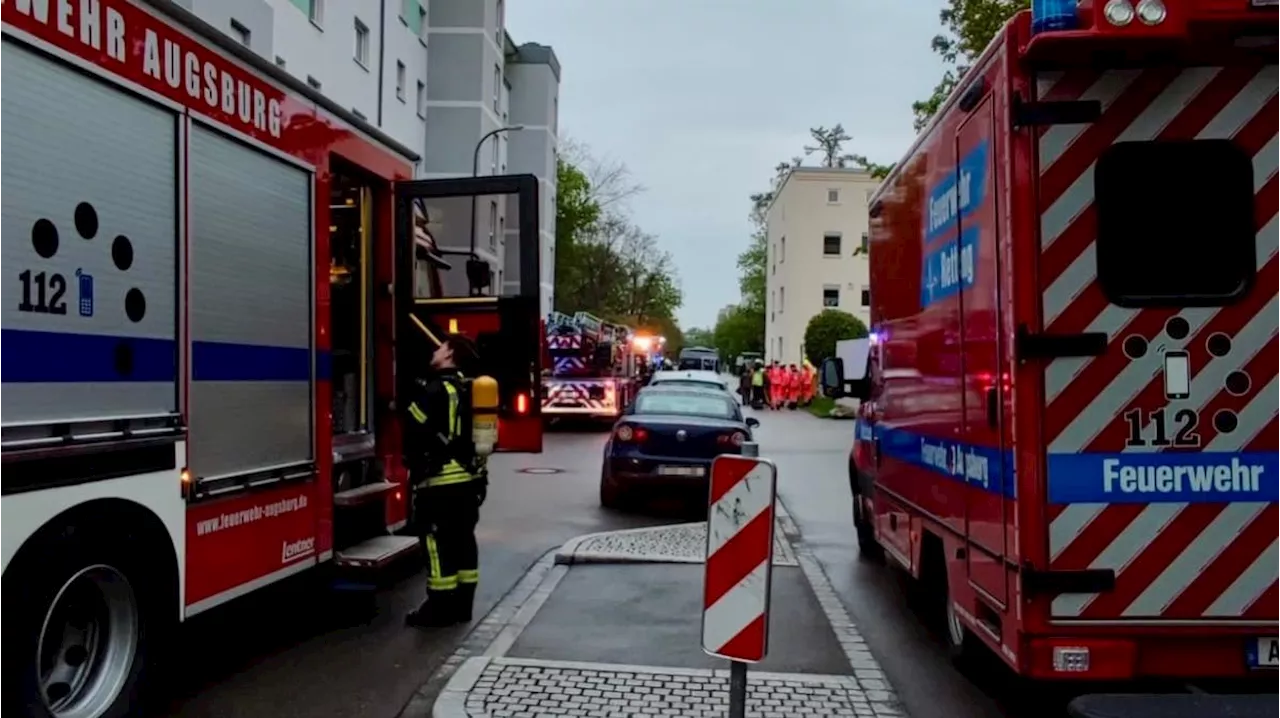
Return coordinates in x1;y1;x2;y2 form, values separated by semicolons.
519;467;564;475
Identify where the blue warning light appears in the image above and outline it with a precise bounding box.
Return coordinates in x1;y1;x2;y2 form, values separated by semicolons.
1032;0;1080;33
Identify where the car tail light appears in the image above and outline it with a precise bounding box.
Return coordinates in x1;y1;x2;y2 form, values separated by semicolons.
717;431;747;448
615;424;648;442
515;392;529;415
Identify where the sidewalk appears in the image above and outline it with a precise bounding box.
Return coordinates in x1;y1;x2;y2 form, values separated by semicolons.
410;503;905;718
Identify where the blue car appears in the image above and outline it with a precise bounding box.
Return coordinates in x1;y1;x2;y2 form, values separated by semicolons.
600;386;760;510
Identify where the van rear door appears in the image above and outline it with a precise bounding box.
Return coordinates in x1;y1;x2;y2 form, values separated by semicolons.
1035;62;1277;625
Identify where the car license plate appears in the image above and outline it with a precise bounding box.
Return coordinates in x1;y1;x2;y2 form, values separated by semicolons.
657;465;704;477
1246;637;1279;668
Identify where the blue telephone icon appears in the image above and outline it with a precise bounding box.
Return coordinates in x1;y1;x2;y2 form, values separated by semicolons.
76;268;94;317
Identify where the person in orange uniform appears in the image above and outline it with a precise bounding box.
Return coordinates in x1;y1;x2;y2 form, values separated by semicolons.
785;364;800;409
767;361;783;409
800;361;816;405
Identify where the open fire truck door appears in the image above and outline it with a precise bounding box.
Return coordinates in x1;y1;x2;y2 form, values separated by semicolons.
395;174;543;453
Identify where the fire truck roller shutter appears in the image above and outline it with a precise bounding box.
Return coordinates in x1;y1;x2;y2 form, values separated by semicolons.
1;43;180;426
188;126;313;481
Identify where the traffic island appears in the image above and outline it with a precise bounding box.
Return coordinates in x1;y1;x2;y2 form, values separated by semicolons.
409;500;907;718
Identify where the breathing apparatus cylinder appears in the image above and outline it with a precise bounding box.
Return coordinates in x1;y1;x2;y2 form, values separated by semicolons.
471;375;500;457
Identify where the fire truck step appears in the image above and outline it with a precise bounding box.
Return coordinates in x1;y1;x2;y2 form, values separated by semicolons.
333;481;397;507
334;535;419;569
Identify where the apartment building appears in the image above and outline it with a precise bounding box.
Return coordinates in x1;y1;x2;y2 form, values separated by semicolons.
176;0;560;315
764;167;879;366
423;0;561;315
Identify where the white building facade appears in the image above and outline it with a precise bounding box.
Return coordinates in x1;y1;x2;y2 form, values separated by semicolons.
177;0;560;314
764;167;878;366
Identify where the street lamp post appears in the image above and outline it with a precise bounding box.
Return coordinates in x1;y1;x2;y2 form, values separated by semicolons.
466;125;525;295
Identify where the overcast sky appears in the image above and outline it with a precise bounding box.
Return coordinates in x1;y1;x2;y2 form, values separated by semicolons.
506;1;949;330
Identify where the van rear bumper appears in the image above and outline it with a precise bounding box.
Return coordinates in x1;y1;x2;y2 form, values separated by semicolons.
1024;632;1278;681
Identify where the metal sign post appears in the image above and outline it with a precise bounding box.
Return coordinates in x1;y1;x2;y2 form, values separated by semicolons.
702;443;777;718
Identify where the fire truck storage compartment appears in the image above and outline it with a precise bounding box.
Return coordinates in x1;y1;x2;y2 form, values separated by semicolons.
187;124;313;484
1;41;180;437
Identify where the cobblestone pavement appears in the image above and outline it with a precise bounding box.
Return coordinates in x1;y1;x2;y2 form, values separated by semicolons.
438;657;904;718
556;514;798;567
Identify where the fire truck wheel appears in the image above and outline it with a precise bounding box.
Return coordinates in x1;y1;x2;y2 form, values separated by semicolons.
852;496;884;563
5;529;168;718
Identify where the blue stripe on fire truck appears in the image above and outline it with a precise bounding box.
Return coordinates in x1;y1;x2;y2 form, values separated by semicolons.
1;329;324;383
1046;452;1279;504
856;420;1015;499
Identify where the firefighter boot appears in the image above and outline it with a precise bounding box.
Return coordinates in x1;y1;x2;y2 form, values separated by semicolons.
456;582;477;623
404;591;459;629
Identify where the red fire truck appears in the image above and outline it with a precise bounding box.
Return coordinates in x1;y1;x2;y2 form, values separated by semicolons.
823;0;1277;683
541;311;642;420
0;1;543;715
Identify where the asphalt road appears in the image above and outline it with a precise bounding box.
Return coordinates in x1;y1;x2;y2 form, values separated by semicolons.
749;406;1016;718
162;423;675;718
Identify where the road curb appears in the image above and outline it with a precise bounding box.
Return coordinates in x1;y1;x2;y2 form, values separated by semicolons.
555;508;800;566
416;497;904;717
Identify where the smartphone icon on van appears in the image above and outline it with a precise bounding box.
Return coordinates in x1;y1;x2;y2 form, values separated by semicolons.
76;269;94;317
1164;350;1190;400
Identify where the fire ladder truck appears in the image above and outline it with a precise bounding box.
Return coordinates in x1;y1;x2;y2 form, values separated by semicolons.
541;311;642;421
0;2;543;716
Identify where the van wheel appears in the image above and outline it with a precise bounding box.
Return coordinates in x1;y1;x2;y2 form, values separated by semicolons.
940;557;982;665
6;534;165;718
852;495;883;563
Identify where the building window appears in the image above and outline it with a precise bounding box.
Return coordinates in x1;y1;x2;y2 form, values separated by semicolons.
496;0;504;43
395;61;406;101
823;233;842;256
307;75;322;90
860;232;869;253
823;286;839;308
275;55;287;68
491;136;499;173
779;287;785;313
861;286;872;307
827;189;840;204
493;64;501;113
780;236;786;263
229;19;251;46
354;19;370;68
291;0;323;27
416;81;426;118
771;262;775;276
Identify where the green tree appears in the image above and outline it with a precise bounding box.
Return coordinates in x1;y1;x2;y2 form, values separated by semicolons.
553;144;684;337
683;327;715;349
712;304;765;363
803;310;868;364
912;0;1029;131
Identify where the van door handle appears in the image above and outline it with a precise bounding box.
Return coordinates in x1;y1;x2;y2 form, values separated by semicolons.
986;387;999;429
873;436;882;468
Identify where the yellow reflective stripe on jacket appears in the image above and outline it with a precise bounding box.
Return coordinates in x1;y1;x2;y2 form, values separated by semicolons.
443;380;460;438
458;569;479;585
408;401;428;424
426;461;473;487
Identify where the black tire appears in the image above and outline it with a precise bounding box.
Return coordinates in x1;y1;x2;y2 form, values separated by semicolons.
4;527;171;718
852;494;884;563
600;475;629;511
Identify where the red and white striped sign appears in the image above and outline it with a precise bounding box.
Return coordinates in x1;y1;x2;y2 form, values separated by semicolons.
702;454;777;662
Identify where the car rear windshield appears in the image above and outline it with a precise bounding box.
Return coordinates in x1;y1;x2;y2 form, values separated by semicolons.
654;379;723;390
1095;139;1255;307
635;393;736;419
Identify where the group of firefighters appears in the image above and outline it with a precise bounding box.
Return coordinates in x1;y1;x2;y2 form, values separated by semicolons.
740;360;816;410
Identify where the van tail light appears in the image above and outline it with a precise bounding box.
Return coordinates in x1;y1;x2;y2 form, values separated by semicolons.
614;424;649;442
717;431;747;448
515;392;529;415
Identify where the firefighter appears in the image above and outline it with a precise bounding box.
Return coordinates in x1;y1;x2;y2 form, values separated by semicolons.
404;335;487;629
750;362;766;407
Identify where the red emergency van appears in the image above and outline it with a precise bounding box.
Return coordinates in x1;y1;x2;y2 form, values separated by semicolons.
824;0;1277;683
